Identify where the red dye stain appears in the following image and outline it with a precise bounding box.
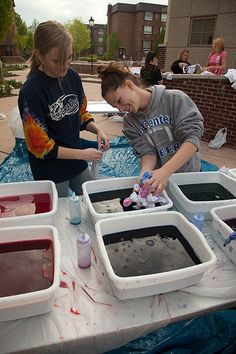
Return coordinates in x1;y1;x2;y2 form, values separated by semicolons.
70;308;80;315
60;281;68;288
72;280;76;291
91;247;97;263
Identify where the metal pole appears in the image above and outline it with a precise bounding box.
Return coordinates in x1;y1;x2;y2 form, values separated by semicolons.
91;52;94;74
91;28;94;75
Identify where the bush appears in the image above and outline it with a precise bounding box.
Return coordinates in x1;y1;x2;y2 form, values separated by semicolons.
4;64;28;71
6;79;22;89
0;79;22;97
0;81;13;97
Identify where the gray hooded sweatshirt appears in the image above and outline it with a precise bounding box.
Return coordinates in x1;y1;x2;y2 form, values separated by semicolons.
123;85;204;172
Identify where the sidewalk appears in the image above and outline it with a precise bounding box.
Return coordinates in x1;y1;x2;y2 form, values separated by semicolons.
1;68;236;169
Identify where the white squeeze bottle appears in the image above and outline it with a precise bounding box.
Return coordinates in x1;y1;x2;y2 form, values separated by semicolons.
77;233;91;268
69;193;81;225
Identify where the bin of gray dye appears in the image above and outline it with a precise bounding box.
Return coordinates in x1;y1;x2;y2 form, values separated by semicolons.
95;211;216;299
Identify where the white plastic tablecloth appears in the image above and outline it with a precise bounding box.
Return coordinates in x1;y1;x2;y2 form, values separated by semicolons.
1;198;236;354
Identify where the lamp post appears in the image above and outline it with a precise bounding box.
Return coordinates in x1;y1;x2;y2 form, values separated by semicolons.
89;16;94;74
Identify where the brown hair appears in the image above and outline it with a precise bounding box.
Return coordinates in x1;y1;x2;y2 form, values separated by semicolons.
97;62;139;97
145;51;157;65
178;48;189;61
213;37;225;53
28;20;72;77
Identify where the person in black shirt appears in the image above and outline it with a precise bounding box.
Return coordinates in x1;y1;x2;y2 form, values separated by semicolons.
171;48;194;74
140;51;163;87
18;21;109;197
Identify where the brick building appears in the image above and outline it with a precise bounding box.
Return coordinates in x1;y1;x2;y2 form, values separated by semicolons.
164;0;236;72
107;2;167;63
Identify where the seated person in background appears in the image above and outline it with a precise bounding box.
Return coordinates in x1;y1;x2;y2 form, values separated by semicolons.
140;51;163;87
204;37;227;75
171;48;191;74
97;62;204;195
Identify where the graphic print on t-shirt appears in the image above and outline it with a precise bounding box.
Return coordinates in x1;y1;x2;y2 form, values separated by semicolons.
49;94;79;121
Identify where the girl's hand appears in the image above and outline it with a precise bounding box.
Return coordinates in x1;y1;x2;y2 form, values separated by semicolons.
82;148;103;162
179;62;188;69
144;167;170;195
97;131;110;151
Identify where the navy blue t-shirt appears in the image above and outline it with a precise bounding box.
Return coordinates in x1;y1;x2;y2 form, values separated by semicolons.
18;68;94;183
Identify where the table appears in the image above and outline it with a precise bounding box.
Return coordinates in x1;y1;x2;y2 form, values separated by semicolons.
1;198;236;354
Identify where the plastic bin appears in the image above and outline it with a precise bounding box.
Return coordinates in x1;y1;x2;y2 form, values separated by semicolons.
168;172;236;220
82;176;173;224
0;225;61;321
94;211;216;299
0;180;58;227
211;204;236;265
229;168;236;180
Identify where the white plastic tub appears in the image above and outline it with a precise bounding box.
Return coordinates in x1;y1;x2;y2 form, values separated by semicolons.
95;211;216;299
0;225;61;321
211;204;236;265
0;180;58;227
229;168;236;180
168;172;236;220
82;176;173;224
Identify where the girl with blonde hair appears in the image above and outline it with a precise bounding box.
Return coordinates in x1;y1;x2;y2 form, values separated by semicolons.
170;48;191;74
18;21;109;197
205;37;227;74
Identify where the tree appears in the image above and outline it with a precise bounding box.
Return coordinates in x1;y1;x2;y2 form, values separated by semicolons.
28;19;39;33
108;32;119;59
0;0;14;42
153;27;165;54
65;19;90;59
15;13;28;56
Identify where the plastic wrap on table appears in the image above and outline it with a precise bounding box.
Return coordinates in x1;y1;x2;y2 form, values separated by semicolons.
0;136;218;184
0;138;33;183
105;309;236;354
99;136;140;178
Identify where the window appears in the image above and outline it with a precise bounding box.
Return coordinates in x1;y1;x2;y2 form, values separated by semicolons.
161;13;167;22
98;46;104;55
98;37;103;43
98;29;104;35
143;40;151;50
144;11;153;21
189;17;216;45
144;26;152;34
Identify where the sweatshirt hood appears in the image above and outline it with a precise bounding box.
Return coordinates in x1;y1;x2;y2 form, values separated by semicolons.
139;84;166;116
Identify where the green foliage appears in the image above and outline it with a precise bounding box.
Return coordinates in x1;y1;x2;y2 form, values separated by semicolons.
3;64;27;72
15;13;27;35
14;14;35;58
0;80;13;97
0;0;14;42
65;19;90;59
0;78;22;97
6;78;22;88
28;19;39;33
108;32;119;59
14;13;29;56
153;27;165;54
79;56;98;62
